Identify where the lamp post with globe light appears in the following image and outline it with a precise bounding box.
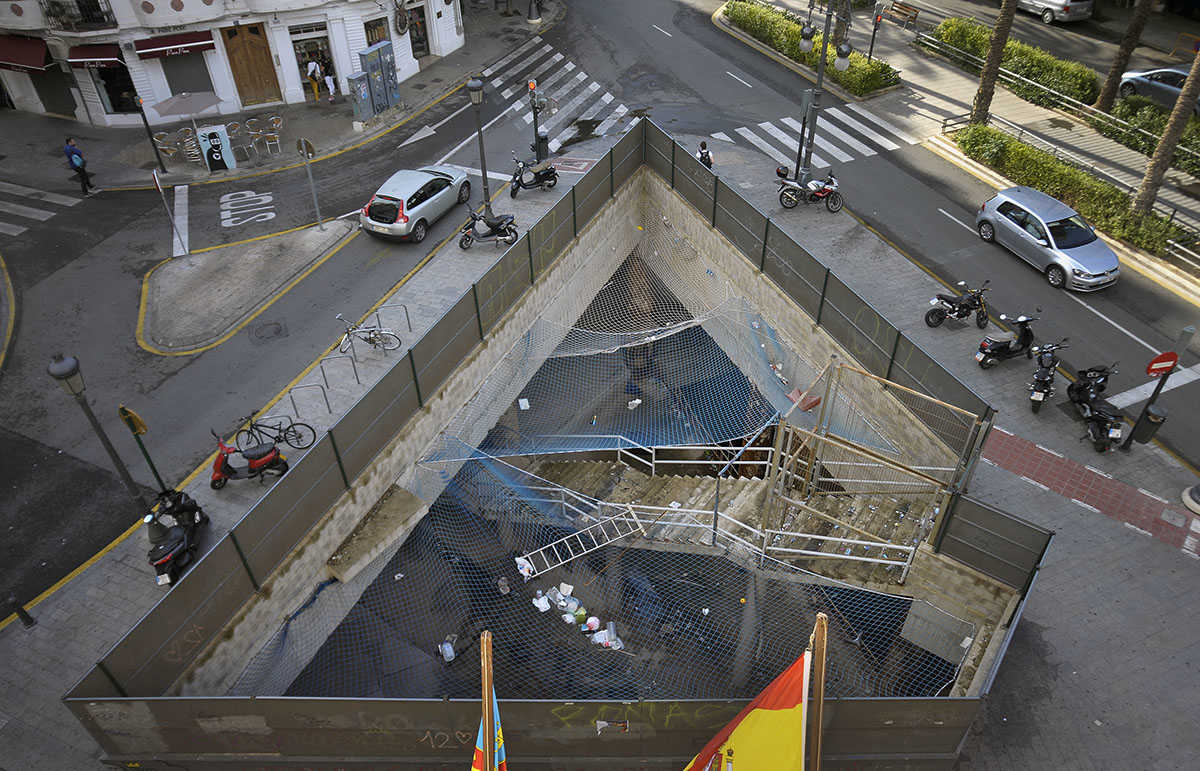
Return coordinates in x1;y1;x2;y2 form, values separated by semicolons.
794;0;852;184
466;76;495;218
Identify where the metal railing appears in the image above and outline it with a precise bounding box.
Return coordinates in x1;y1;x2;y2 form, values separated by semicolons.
38;0;117;30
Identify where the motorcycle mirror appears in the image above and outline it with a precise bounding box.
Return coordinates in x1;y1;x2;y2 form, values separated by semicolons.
143;513;154;524
1031;345;1040;353
335;313;345;321
982;279;990;285
1036;307;1043;313
999;313;1007;320
956;280;966;286
210;429;219;439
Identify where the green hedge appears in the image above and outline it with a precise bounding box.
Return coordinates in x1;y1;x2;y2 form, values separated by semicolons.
1088;96;1200;178
930;18;1098;106
723;0;899;97
955;124;1187;255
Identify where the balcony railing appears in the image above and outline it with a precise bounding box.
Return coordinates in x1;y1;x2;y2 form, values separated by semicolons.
39;0;117;31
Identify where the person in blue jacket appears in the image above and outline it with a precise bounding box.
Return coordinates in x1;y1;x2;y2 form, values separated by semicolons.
64;138;97;195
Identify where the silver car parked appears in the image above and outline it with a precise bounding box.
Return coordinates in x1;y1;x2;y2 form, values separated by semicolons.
1118;67;1200;116
975;187;1120;291
359;166;471;243
1017;0;1092;24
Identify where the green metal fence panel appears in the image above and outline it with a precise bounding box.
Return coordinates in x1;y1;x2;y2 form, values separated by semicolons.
332;363;420;481
475;242;532;334
529;193;575;277
762;220;826;317
714;178;767;263
818;272;897;377
613;121;642;187
822;697;982;759
644;121;672;179
411;291;482;400
939;495;1052;590
573;153;611;232
890;333;990;418
673;141;715;215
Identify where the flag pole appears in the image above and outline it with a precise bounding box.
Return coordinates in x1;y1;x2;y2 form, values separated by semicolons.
809;613;828;771
481;630;495;770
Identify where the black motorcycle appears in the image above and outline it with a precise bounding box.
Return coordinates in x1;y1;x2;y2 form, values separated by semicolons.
1067;363;1124;453
976;311;1039;369
459;207;519;250
1028;339;1068;414
144;490;209;586
925;279;990;329
510;149;558;198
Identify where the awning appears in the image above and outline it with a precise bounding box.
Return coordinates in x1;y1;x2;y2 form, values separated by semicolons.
0;34;52;72
134;31;215;59
67;44;123;68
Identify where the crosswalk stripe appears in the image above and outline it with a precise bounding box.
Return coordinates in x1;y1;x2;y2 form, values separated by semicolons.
710;131;733;143
548;91;615;151
824;108;901;150
527;59;575;100
482;38;541;77
0;221;27;236
490;43;552;89
513;51;564;91
845;103;918;144
594;104;629;138
542;82;600;133
810;134;852;164
0;181;80;206
757;122;831;167
786;116;873;156
735;126;791;165
525;71;587;123
0;199;54;221
576;91;614;121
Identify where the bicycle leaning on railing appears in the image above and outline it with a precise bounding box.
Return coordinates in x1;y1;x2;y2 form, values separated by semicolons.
335;313;402;353
234;409;317;451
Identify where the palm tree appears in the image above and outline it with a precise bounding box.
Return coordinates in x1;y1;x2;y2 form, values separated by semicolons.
970;0;1018;124
1132;52;1200;215
1094;0;1156;113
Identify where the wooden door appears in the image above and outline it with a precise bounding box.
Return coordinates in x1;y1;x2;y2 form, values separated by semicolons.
221;23;280;106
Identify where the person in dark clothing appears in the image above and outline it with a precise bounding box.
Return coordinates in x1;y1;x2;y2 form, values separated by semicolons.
64;137;97;195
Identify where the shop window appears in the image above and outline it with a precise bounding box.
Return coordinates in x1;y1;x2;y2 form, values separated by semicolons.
365;17;389;46
288;22;328;36
90;65;138;113
161;51;214;96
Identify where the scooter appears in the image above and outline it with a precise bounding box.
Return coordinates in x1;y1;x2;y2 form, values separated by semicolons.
510;149;558;198
1027;338;1069;414
976;312;1039;369
459;206;519;250
143;489;209;586
210;429;288;489
1067;363;1124;452
776;166;843;212
926;279;990;329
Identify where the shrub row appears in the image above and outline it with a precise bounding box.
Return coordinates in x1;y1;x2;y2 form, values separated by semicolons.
1088;96;1200;179
723;0;900;97
955;124;1189;255
929;17;1098;106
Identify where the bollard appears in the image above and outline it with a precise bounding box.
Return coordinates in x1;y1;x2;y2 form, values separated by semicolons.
9;596;36;629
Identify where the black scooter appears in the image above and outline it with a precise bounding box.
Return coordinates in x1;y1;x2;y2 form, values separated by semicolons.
510;148;558;198
1067;363;1124;452
976;311;1039;369
926;279;990;329
459;206;519;250
1028;339;1068;413
144;490;209;586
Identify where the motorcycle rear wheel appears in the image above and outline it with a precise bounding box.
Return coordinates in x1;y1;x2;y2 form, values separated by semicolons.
924;307;947;327
825;192;843;212
510;182;520;199
1093;439;1110;453
976;310;989;329
503;226;519;244
210;477;227;490
545;173;557;189
979;356;998;370
459;233;473;249
780;189;799;209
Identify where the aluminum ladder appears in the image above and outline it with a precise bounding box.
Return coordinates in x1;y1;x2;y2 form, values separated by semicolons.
519;507;646;577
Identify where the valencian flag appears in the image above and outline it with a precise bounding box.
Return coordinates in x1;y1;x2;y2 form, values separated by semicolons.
470;685;507;771
683;650;811;771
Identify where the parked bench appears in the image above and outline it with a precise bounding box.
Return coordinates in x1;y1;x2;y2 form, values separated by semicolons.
885;1;920;29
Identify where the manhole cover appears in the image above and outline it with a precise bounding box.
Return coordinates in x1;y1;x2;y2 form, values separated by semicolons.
250;321;287;344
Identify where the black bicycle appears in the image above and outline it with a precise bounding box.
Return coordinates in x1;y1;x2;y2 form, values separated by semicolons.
235;410;316;451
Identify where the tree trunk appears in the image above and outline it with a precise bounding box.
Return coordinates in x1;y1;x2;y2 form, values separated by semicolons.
1095;0;1156;113
970;0;1018;125
833;0;851;44
1132;52;1200;215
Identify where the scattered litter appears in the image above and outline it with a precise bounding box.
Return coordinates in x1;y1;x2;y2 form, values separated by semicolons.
596;720;629;735
669;500;682;509
532;590;551;612
559;582;574;597
702;608;710;616
591;415;597;426
751;321;760;329
627;398;642;409
581;616;601;632
518;398;530;410
514;556;534;582
1094;719;1103;727
739;597;746;604
438;634;458;663
394;572;404;581
497;577;510;595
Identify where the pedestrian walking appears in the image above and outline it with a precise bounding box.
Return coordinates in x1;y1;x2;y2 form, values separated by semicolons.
63;137;97;195
321;53;336;103
697;141;714;170
306;57;323;101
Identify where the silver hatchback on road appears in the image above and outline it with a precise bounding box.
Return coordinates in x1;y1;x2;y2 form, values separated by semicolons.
359;166;471;243
975;187;1120;291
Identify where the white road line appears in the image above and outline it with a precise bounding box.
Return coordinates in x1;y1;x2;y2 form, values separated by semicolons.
0;199;53;221
757;121;828;166
1071;498;1101;513
518;52;565;91
442;164;512;182
525;59;575;105
524;71;586;124
1035;444;1063;458
1138;488;1169;504
593;104;629;137
734;127;790;165
541;82;601;132
0;180;80;206
710;131;733;143
548;92;614;151
481;37;541;77
338;209;360;219
1106;361;1200;408
437;101;524;164
845;103;919;144
0;221;26;236
432;102;472;130
726;71;753;88
1020;476;1050;491
788;116;874;157
1124;522;1153;537
1085;465;1113;478
652;24;673;37
1063;293;1159;354
824;108;901;150
938;208;975;233
172;184;189;257
489;44;553;88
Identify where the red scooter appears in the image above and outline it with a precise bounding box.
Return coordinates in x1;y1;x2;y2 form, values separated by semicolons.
210;429;288;489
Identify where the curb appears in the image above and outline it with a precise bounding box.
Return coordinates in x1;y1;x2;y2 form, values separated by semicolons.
0;249;13;376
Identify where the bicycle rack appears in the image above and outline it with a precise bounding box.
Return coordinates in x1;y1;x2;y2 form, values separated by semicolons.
375;302;413;332
289;383;331;415
319;354;361;387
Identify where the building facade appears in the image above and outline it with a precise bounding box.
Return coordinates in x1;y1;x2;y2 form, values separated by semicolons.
0;0;464;126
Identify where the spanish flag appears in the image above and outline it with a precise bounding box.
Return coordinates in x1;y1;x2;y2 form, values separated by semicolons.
470;685;507;771
683;650;811;771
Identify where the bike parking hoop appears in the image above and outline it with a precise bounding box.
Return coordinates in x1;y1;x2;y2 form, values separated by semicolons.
374;303;413;332
319;354;361;387
289;383;331;416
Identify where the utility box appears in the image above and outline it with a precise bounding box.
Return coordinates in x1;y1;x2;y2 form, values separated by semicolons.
1130;404;1167;444
534;128;550;161
347;72;373;122
358;40;400;116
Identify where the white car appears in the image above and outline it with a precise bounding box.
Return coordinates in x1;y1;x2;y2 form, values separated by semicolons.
359;166;471;243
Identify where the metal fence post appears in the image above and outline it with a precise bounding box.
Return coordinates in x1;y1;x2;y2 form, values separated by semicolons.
931;491;958;553
228;530;261;592
884;331;902;381
327;430;352;490
408;349;423;406
760;218;770;270
526;231;535;284
96;660;128;698
815;268;831;325
572;187;577;237
609;148;615;197
712;177;719;226
472;284;485;339
670;142;676;189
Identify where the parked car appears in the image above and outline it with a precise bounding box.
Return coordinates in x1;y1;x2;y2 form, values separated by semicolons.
1017;0;1093;24
1118;67;1200;115
975;187;1120;291
360;166;471;242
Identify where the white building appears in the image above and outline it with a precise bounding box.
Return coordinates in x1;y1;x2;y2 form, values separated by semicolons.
0;0;464;126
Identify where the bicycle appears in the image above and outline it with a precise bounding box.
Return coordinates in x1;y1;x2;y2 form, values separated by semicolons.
235;410;317;452
336;313;402;353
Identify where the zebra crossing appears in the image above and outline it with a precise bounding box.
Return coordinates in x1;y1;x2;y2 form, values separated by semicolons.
481;37;630;153
0;180;81;239
712;103;921;169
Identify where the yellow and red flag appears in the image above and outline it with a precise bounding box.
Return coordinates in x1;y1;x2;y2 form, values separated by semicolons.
470;685;507;771
683;650;811;771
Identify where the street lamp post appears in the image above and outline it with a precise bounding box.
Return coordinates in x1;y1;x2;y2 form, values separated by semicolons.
47;354;150;512
796;0;852;185
467;77;494;218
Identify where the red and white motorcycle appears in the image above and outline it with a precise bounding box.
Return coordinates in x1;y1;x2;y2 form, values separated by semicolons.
776;166;843;212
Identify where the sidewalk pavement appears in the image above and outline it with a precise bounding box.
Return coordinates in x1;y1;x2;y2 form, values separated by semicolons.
0;0;563;194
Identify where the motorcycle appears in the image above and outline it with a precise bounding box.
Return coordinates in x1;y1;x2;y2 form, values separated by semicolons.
210;429;288;489
143;489;209;586
776;166;843;212
1027;338;1069;414
975;311;1039;369
1067;363;1124;452
925;279;990;329
459;207;519;250
510;149;558;198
